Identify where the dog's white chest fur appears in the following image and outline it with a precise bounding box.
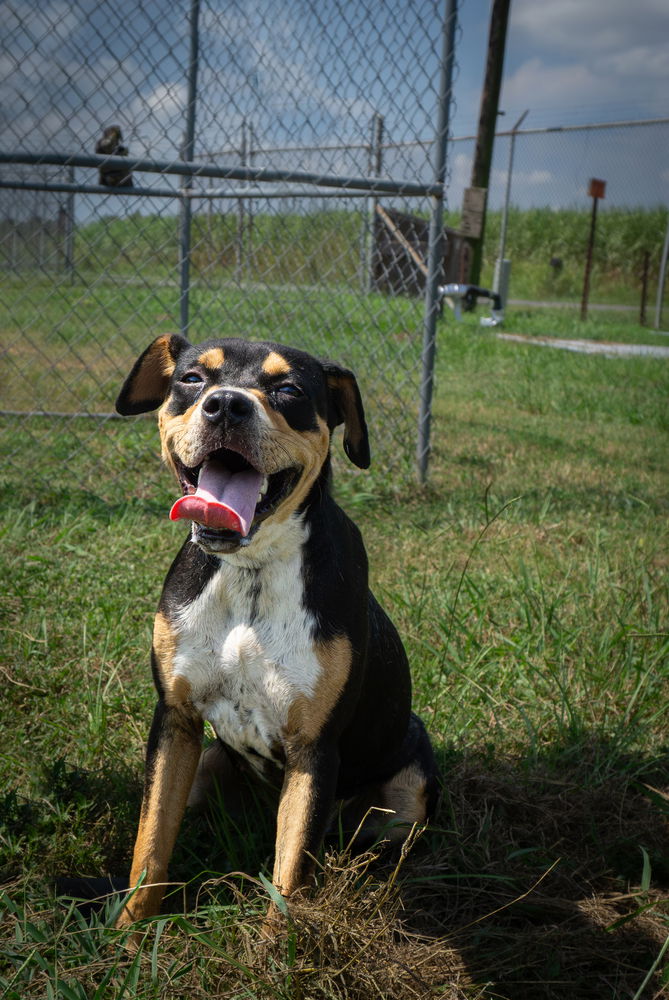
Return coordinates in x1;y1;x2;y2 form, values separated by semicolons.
172;523;319;770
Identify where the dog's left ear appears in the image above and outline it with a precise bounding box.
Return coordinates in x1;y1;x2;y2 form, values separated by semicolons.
322;361;371;469
116;334;190;415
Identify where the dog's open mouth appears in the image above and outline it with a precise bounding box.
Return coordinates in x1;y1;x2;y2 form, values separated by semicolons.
169;448;298;542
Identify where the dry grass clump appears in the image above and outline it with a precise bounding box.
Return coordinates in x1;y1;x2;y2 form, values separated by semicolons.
202;832;473;999
188;749;669;999
0;836;472;999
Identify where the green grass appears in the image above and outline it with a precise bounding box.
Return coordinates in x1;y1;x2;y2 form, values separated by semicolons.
11;204;664;306
505;307;669;347
1;270;664;507
0;276;423;404
1;305;668;997
476;206;667;306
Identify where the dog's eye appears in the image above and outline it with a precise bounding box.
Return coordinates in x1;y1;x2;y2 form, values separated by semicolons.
275;383;302;397
181;372;204;384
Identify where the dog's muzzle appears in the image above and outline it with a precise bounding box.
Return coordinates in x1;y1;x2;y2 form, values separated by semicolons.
167;389;301;551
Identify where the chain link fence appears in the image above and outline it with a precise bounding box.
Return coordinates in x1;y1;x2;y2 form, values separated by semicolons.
449;118;669;315
1;1;667;503
1;0;460;500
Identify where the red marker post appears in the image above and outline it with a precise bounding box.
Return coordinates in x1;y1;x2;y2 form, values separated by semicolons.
581;178;606;320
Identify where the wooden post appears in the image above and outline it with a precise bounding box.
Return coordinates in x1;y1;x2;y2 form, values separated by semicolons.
580;178;606;321
467;0;511;287
654;215;669;329
375;204;428;277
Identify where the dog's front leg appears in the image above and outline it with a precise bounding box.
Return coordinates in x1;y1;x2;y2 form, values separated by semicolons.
271;741;338;907
117;699;203;936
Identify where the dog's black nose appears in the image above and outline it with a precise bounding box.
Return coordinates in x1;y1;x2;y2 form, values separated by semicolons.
202;389;254;426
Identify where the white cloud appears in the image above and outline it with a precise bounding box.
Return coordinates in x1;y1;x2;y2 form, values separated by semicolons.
142;84;187;120
502;57;607;110
526;170;552;185
504;0;669;120
601;45;669;78
130;83;188;159
493;165;552;187
510;0;669;55
451;151;473;188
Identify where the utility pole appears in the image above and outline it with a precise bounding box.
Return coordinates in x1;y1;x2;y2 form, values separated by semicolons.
467;0;511;287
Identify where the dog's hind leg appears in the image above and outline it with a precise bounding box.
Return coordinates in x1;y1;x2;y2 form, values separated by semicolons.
340;714;440;849
375;761;435;843
373;715;440;845
187;739;234;809
187;738;256;818
339;763;434;849
116;699;203;938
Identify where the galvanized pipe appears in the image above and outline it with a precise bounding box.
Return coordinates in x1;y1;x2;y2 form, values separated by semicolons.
0;179;418;200
497;109;529;267
654;214;669;329
179;0;200;336
236;118;248;283
63;163;75;280
416;0;458;483
366;112;384;292
0;151;442;198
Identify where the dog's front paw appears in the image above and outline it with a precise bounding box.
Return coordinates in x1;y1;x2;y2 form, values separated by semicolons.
114;906;146;954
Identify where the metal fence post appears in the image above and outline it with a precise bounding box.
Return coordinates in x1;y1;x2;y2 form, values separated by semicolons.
417;0;458;483
494;109;528;305
236;118;249;283
247;121;255;274
64;163;75;281
179;0;200;337
655;213;669;330
361;112;384;293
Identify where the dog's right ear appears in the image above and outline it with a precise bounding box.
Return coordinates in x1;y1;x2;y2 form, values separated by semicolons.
116;334;190;415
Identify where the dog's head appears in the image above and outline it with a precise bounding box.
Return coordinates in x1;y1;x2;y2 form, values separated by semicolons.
116;336;370;554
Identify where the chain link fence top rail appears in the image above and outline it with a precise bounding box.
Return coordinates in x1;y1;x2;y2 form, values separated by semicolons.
1;0;459;500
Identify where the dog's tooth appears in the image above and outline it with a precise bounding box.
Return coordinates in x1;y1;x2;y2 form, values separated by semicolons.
260;476;268;496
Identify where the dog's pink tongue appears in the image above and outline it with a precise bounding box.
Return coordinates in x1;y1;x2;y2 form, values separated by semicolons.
169;459;262;536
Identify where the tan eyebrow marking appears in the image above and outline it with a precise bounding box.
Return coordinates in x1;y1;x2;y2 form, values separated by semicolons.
262;351;291;376
198;347;225;369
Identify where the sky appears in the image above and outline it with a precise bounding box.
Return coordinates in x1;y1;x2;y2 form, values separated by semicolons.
458;0;668;133
450;0;669;209
1;0;667;215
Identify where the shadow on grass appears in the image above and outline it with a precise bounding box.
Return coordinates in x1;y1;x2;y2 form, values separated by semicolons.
2;735;664;999
398;737;669;999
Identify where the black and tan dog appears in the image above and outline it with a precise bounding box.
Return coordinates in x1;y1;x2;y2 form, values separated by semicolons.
114;334;438;936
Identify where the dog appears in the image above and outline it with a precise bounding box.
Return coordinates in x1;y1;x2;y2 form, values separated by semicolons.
114;334;438;936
